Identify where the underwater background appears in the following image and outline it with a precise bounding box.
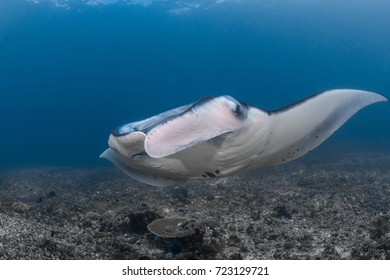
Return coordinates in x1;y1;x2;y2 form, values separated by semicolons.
1;0;390;261
1;0;389;168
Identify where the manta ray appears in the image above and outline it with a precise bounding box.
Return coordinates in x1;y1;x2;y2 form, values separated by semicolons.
101;89;387;186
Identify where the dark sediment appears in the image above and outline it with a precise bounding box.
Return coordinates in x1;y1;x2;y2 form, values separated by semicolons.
0;150;389;260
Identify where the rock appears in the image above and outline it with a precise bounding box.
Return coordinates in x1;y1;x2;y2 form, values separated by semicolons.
85;211;100;220
284;241;295;250
229;253;243;260
47;191;57;198
275;205;293;219
147;218;197;238
110;210;161;234
228;234;241;246
377;237;390;250
11;202;31;213
82;211;101;229
171;187;190;204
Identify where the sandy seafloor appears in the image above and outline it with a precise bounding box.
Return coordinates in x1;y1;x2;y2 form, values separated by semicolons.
0;145;389;260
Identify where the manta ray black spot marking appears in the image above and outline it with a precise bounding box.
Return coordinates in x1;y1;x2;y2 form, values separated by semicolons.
205;172;216;178
201;174;207;178
215;170;220;174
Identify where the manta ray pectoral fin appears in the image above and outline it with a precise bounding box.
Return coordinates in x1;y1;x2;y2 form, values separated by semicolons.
261;89;388;166
100;148;186;187
144;96;245;158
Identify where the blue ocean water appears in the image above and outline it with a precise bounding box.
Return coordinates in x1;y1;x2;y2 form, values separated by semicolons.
1;0;389;168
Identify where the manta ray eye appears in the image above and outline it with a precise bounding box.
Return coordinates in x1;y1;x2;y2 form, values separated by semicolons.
233;104;241;115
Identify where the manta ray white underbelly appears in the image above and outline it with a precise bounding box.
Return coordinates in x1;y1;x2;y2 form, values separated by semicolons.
101;89;387;186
